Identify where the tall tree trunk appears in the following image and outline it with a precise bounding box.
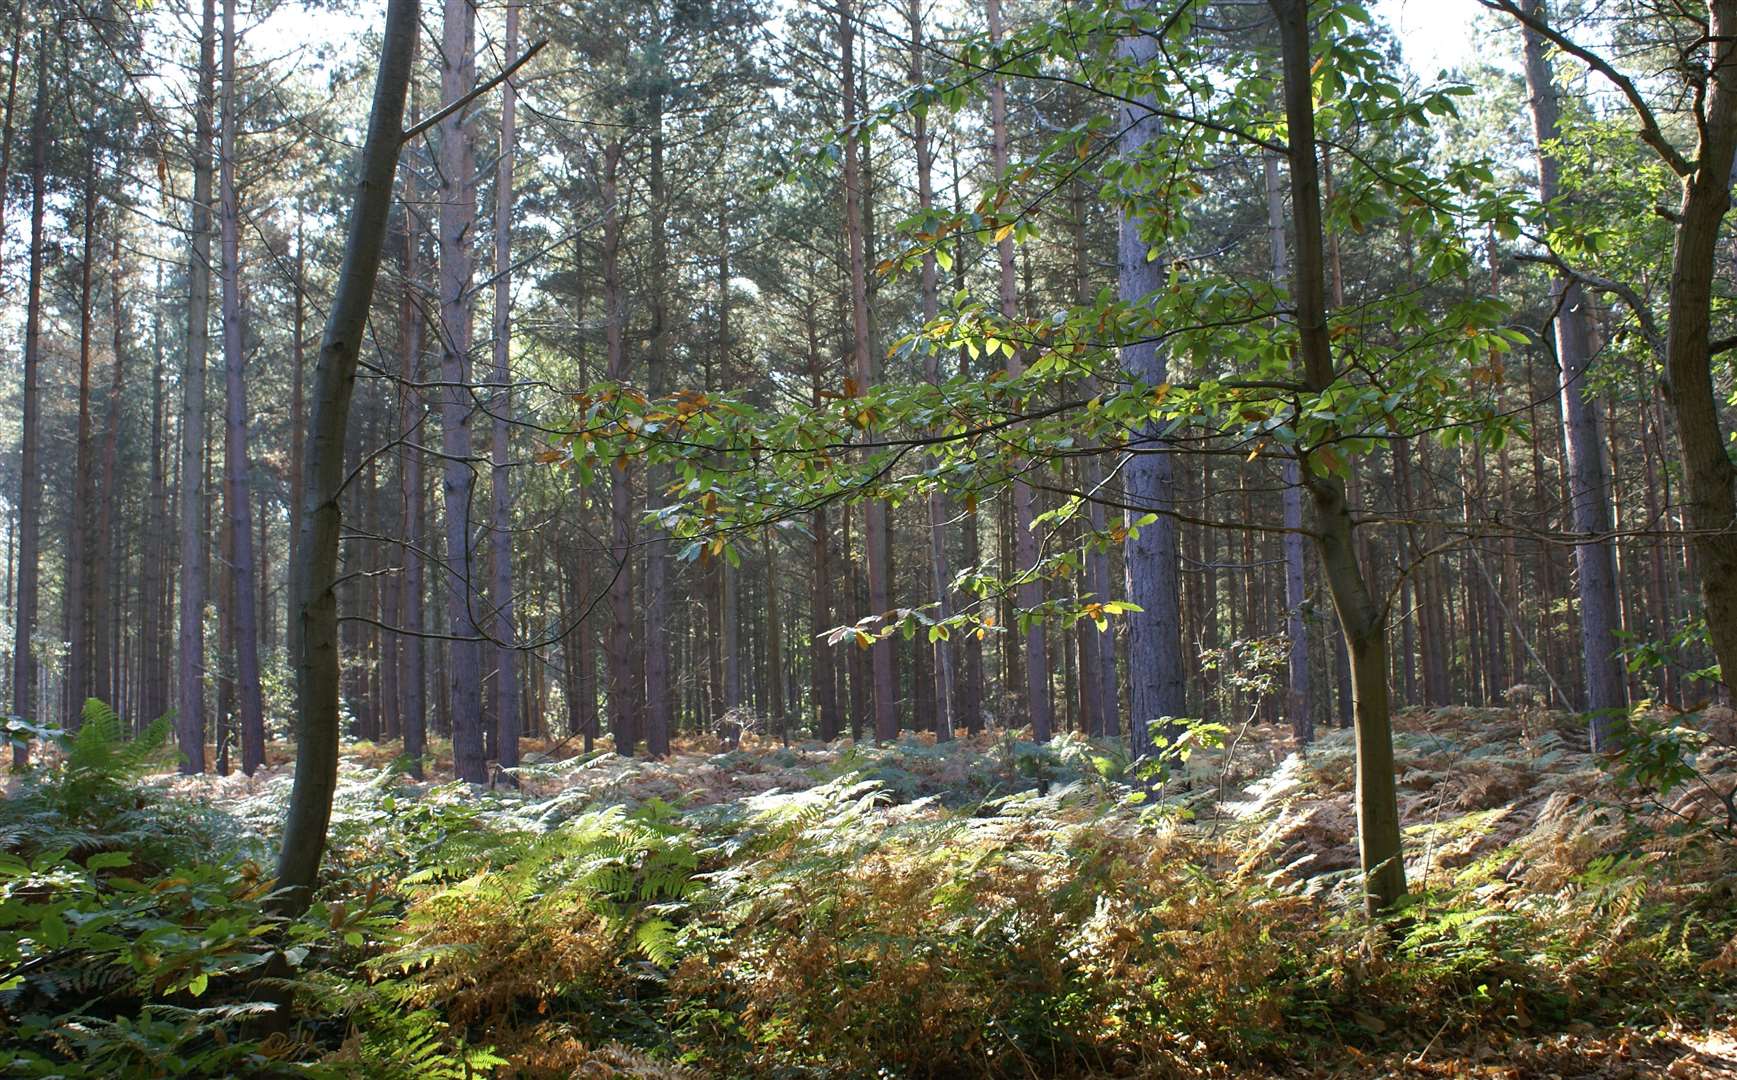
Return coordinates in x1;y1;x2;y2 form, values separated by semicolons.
489;0;521;777
94;234;129;710
178;0;217;772
290;209;306;577
220;0;266;773
10;28;48;763
987;0;1052;741
68;149;97;718
399;65;427;777
141;264;169;723
602;141;638;755
1519;0;1626;745
278;0;418;911
1265;152;1312;744
1115;6;1185;755
910;0;954;741
1273;0;1404;915
642;86;673;759
806;301;842;742
1659;3;1737;701
438;0;485;782
840;0;896;743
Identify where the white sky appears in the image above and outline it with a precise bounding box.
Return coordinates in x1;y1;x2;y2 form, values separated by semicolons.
1370;0;1489;79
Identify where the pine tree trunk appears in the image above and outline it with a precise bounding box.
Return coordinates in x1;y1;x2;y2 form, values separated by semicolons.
1518;0;1626;743
1116;6;1186;754
840;0;896;743
220;0;265;773
68;151;97;718
642;87;673;759
94;235;129;710
602;141;638;755
489;0;521;777
178;0;216;772
438;0;485;782
10;28;48;763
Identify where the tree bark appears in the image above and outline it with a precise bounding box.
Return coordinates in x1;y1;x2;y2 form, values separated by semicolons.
840;0;897;743
489;0;521;777
178;0;217;772
220;0;266;773
910;0;955;742
642;84;673;759
1116;6;1186;755
1265;152;1312;745
10;28;48;764
602;141;638;755
1519;0;1626;745
278;0;419;911
68;149;97;720
1272;0;1404;916
988;0;1053;742
438;0;485;782
1661;3;1737;701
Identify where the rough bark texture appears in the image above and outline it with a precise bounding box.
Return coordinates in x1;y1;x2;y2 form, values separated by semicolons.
1265;153;1313;745
1519;0;1626;745
438;0;485;783
841;0;897;743
490;0;521;777
1272;0;1404;916
988;0;1053;741
220;0;266;774
911;0;955;742
1662;2;1737;699
178;0;216;773
602;142;638;755
278;0;418;910
10;29;47;764
69;152;96;719
398;66;427;778
1116;7;1186;756
642;89;673;759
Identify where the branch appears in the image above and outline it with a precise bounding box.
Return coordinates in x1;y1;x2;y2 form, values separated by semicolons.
401;39;547;145
1479;0;1694;178
1511;251;1666;360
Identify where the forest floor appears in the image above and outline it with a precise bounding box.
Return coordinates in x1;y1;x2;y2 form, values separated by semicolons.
7;705;1735;1077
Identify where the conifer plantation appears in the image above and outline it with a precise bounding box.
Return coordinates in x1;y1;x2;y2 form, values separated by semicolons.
3;0;1737;1075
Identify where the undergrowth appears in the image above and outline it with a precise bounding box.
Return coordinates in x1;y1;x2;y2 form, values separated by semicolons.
1;705;1732;1077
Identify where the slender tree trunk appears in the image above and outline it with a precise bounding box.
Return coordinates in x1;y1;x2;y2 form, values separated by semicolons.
220;0;265;773
987;0;1052;741
94;234;129;710
602;142;637;755
10;29;48;763
438;0;485;782
488;0;521;777
68;150;97;718
178;0;217;772
1273;0;1403;915
1264;154;1313;744
1115;7;1186;755
910;0;954;741
840;0;896;743
1519;0;1626;744
278;0;418;910
141;265;169;723
398;66;427;777
642;87;673;759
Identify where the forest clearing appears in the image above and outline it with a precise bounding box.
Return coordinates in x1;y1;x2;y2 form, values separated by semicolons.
5;0;1737;1073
